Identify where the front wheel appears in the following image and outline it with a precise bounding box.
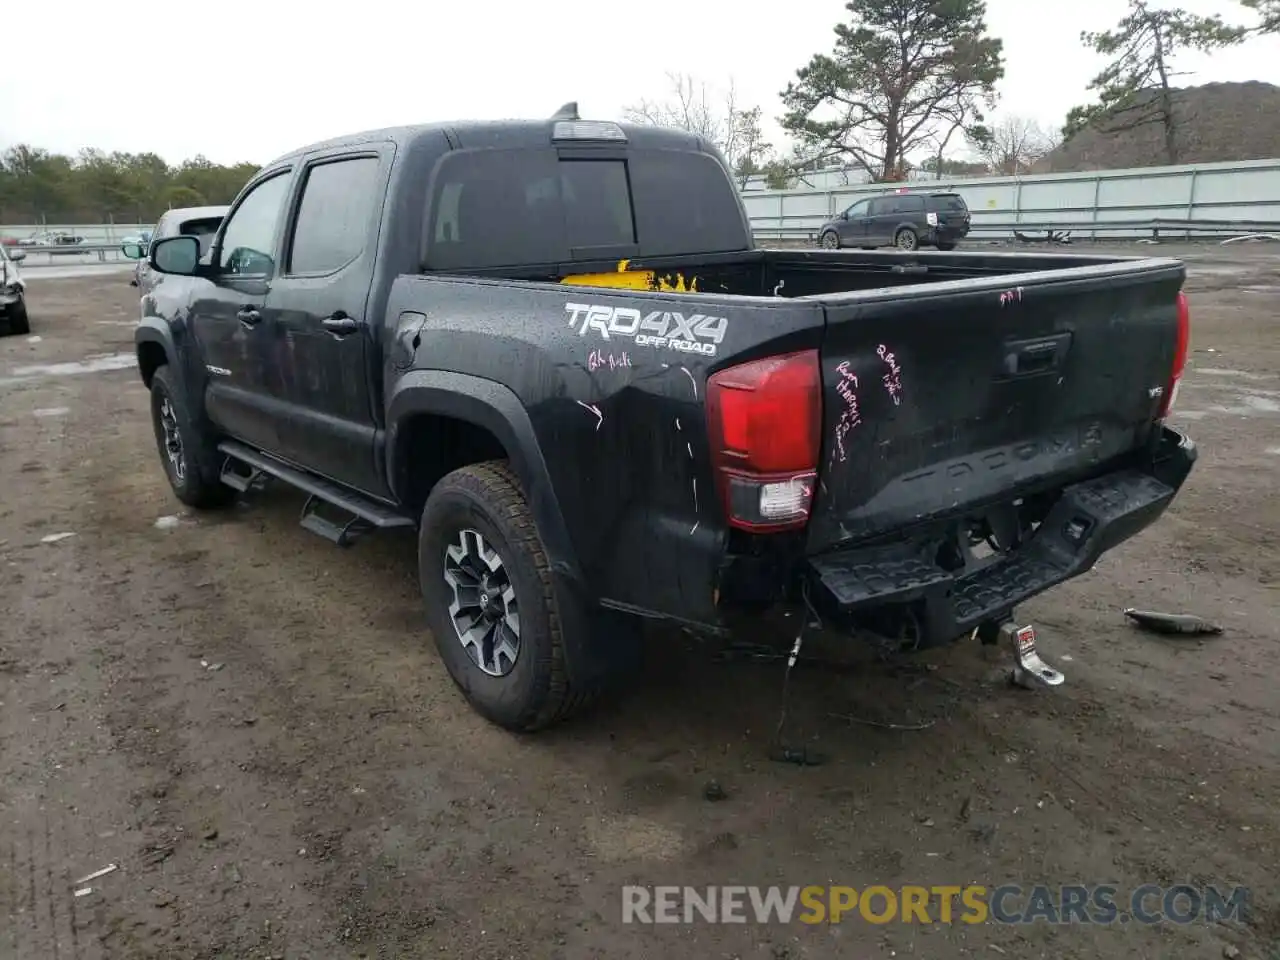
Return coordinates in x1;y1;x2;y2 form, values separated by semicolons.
5;297;29;336
418;461;603;732
819;231;840;249
149;366;235;509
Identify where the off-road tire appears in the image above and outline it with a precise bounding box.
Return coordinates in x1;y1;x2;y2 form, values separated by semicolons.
149;366;235;509
419;461;604;732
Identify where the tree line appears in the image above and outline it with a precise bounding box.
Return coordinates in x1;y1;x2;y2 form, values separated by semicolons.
3;0;1276;222
626;0;1276;188
0;147;259;225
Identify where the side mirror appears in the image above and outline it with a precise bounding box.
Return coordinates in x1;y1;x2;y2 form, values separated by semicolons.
840;211;849;220
8;248;25;262
151;235;201;276
121;243;145;260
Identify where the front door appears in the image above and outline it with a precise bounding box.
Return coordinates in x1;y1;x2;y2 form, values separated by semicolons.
837;199;871;246
191;169;294;454
261;151;387;497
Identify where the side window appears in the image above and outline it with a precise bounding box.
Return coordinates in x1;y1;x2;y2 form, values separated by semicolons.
218;173;291;277
287;157;382;275
896;196;924;214
867;198;892;216
845;200;868;218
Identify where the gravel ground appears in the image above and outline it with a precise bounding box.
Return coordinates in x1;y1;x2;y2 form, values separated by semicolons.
1;243;1277;960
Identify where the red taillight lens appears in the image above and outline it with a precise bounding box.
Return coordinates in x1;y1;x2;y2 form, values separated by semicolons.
706;349;822;532
1157;290;1190;420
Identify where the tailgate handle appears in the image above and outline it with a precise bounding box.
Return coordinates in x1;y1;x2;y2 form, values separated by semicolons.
1003;333;1072;378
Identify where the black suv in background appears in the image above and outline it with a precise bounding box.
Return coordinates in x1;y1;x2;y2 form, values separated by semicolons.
818;190;971;251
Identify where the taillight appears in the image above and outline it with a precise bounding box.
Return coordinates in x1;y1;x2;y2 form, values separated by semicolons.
1157;291;1190;420
706;349;821;532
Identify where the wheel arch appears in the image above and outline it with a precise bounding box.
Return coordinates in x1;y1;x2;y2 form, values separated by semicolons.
386;370;584;587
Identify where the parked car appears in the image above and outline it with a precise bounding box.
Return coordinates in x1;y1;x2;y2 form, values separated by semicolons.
819;190;972;251
21;230;88;252
123;207;227;291
133;105;1195;733
1;244;29;335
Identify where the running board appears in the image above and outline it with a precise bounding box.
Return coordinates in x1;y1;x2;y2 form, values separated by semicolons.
217;440;414;546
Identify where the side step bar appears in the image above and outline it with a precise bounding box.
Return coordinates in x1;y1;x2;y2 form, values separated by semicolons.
217;440;414;547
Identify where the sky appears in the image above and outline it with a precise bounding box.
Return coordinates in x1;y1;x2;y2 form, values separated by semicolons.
4;0;1279;167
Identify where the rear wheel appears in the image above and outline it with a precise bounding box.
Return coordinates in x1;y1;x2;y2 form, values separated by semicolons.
819;231;840;249
418;461;608;732
894;228;919;251
149;366;235;509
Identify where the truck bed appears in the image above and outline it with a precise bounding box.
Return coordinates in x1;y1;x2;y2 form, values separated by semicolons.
396;247;1189;633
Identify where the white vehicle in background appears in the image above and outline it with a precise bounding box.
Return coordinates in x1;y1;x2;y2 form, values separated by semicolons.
0;243;29;335
123;206;228;291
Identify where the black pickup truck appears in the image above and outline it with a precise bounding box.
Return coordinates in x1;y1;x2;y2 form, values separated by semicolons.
131;104;1196;731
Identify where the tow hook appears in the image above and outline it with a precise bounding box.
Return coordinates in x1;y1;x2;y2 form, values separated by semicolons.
1004;621;1065;689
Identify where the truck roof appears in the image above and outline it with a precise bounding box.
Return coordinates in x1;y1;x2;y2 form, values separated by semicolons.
265;118;705;169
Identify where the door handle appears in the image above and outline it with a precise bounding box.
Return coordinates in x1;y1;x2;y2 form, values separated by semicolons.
322;313;360;337
237;306;262;328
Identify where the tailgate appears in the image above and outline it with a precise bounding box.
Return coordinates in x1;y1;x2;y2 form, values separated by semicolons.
808;259;1185;554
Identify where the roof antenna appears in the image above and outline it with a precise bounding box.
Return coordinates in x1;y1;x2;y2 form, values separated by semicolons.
551;101;580;121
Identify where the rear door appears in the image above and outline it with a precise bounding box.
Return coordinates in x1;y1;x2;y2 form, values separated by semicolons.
929;193;971;236
807;261;1186;554
865;196;896;245
260;148;388;495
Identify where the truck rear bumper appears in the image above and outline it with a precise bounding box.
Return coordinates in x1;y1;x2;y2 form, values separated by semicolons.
806;426;1196;645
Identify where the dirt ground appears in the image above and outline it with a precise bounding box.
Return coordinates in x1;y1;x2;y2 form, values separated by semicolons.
1;244;1277;960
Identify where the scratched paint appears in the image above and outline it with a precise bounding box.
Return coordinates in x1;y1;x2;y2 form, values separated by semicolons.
587;349;632;372
575;400;604;430
679;366;698;399
832;361;862;463
876;344;903;406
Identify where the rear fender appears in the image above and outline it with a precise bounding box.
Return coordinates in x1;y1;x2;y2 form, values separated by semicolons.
387;371;622;686
386;369;583;586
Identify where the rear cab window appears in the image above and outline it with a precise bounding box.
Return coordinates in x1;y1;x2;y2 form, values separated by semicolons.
426;145;747;271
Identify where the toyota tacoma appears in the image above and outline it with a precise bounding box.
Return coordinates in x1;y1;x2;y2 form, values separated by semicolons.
133;104;1196;731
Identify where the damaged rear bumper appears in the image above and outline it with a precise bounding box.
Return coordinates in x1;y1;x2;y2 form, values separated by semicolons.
806;426;1197;645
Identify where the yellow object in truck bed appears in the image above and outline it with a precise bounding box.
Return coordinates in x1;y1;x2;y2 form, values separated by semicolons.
560;259;699;293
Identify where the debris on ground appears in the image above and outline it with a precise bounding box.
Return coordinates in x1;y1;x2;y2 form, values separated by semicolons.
154;515;182;530
1123;608;1224;636
703;780;728;802
40;532;76;544
75;863;118;885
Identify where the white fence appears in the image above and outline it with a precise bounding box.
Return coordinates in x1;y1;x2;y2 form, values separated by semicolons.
743;158;1280;240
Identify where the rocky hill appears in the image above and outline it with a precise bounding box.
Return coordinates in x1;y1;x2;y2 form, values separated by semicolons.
1043;81;1280;172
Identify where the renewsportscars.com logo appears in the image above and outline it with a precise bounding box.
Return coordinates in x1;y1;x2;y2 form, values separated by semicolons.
621;884;1251;926
564;302;728;357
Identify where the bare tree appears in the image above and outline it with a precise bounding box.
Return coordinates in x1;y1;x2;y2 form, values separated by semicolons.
968;116;1058;174
622;73;771;183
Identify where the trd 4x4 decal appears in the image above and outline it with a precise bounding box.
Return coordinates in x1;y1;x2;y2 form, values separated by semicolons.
564;302;728;357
